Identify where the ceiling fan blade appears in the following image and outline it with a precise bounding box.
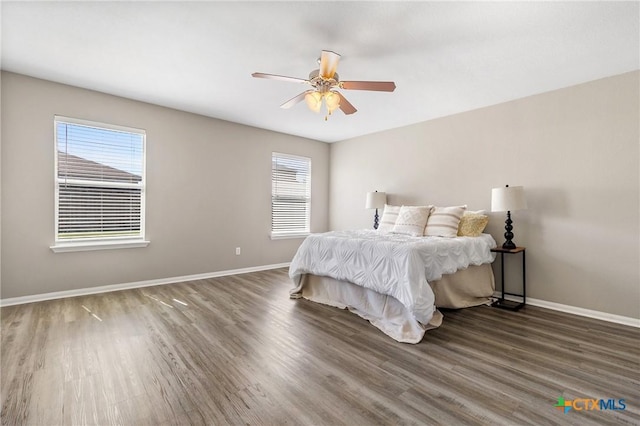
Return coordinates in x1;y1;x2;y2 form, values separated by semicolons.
340;81;396;92
337;92;357;115
280;91;312;109
319;50;341;79
252;72;309;84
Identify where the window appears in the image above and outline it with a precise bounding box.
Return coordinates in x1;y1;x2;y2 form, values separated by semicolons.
271;152;311;239
51;116;148;252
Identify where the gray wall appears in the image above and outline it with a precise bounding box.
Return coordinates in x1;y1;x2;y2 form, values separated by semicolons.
1;72;330;299
329;71;639;319
3;70;639;320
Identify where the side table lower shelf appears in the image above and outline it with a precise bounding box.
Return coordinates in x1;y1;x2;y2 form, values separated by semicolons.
493;298;524;310
491;246;526;311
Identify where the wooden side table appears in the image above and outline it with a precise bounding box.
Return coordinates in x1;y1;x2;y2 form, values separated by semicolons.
491;246;526;311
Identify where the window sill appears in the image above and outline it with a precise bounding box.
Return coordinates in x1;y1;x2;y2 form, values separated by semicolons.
50;240;150;253
270;232;310;240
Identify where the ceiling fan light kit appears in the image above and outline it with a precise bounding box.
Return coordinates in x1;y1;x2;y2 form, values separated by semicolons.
304;90;340;118
252;50;396;120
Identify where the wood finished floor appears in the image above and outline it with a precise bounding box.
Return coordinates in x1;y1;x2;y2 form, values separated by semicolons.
1;268;639;426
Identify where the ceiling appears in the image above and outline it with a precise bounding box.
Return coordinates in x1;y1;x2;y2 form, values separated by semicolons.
1;1;638;143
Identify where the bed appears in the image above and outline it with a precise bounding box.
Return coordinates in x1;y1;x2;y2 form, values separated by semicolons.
289;229;497;343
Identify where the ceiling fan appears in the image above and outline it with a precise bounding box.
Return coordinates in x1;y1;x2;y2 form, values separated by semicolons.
252;50;396;119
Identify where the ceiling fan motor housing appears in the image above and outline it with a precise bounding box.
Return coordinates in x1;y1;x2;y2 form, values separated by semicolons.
309;69;339;93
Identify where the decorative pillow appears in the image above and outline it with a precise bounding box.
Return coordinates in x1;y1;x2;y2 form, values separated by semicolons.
424;205;467;237
392;205;433;236
457;213;489;237
377;204;401;232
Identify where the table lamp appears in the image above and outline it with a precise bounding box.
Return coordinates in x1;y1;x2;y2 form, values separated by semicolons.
491;185;527;249
365;191;386;230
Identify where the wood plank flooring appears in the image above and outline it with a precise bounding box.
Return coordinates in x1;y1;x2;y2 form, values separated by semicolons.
1;267;638;425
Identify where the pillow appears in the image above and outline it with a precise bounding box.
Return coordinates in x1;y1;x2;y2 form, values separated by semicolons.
424;205;467;237
392;205;433;236
457;213;489;237
377;204;401;232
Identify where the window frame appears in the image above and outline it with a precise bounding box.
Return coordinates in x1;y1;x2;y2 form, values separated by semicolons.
50;116;149;253
270;152;311;240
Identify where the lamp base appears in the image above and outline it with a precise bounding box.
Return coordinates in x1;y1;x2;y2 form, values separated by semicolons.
373;209;380;230
502;240;517;250
502;210;516;250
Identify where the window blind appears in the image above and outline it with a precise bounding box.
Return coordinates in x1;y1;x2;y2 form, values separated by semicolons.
54;116;145;242
271;153;311;236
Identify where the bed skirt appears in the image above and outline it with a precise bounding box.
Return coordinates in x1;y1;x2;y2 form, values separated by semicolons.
290;263;495;343
429;263;495;309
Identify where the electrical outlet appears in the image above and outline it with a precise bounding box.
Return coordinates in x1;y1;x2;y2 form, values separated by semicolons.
235;247;241;255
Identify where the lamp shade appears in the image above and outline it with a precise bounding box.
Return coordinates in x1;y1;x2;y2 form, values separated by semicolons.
365;191;386;209
491;186;527;212
325;91;341;113
304;91;322;112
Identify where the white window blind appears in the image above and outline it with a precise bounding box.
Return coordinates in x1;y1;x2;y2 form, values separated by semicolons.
54;116;146;243
271;152;311;237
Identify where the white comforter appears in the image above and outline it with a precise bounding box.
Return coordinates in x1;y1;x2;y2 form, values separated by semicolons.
289;229;496;324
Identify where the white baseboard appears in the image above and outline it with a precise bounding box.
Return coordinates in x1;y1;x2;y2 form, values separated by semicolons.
4;271;637;330
493;292;640;328
0;263;291;307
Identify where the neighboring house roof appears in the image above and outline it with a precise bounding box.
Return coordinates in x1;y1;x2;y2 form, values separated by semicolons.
58;152;142;183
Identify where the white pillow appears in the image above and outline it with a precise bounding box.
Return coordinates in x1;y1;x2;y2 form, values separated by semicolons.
377;204;401;232
392;205;433;236
425;205;467;237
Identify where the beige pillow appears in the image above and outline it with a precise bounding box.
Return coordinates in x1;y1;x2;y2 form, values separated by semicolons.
457;213;489;237
392;205;433;236
377;204;401;232
425;205;467;237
